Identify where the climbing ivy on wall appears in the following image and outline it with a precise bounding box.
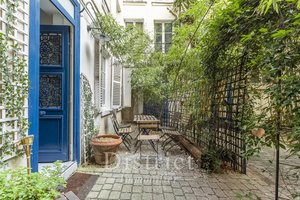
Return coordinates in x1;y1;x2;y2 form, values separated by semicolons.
80;74;96;164
0;0;29;163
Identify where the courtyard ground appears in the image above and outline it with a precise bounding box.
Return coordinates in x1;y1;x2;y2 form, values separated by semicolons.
70;128;299;200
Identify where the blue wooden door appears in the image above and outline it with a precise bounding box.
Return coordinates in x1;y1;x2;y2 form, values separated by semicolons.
39;25;69;162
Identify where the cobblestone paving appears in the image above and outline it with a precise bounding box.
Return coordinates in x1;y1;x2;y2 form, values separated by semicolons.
78;129;294;200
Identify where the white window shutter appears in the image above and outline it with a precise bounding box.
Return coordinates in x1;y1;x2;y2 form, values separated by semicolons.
123;68;132;107
112;64;121;107
94;41;100;109
100;56;106;106
94;79;100;108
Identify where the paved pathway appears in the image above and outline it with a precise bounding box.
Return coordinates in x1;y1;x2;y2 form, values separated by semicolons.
79;168;274;200
78;145;274;198
248;146;300;199
76;127;300;199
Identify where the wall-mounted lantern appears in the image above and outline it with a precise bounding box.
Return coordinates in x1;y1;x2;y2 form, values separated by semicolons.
87;25;110;43
20;135;34;174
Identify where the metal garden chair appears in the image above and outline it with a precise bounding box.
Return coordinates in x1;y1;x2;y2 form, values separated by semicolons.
111;116;132;151
111;109;131;128
160;111;181;144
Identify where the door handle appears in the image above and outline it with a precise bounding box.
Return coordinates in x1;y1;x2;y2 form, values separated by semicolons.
39;111;46;116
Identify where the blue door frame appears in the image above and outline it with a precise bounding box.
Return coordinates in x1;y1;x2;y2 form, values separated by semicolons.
29;0;80;172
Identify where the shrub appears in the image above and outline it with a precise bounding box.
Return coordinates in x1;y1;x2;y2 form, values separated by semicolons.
0;161;66;200
200;150;221;172
217;148;235;163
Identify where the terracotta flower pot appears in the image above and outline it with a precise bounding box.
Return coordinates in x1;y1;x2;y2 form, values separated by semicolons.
90;134;122;165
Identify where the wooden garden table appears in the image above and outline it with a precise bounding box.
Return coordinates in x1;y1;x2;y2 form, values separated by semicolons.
133;115;160;136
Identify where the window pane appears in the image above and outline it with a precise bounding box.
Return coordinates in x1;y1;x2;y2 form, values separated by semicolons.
165;33;172;43
165;23;172;32
165;43;171;53
101;57;106;73
155;43;162;52
135;22;143;30
40;33;62;66
155;33;162;43
100;56;106;106
101;88;105;105
125;22;133;27
154;23;162;33
39;74;62;109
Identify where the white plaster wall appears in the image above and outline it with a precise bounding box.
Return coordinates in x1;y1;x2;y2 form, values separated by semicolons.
80;15;95;93
79;5;99;132
95;110;121;135
121;1;175;38
123;68;132;107
57;0;75;18
80;0;121;136
114;0;124;25
40;10;53;24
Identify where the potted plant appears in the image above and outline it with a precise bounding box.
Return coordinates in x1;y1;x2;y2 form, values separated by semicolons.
90;134;122;165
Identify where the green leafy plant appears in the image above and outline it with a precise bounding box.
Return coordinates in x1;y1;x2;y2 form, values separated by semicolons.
217;148;235;163
200;147;236;172
0;161;66;200
93;14;169;103
80;74;97;163
200;149;221;172
95;14;152;69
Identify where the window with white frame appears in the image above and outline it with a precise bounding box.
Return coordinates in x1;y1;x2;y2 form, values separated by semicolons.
100;51;110;109
125;20;144;30
112;62;122;108
154;22;173;53
123;0;147;4
94;41;101;110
